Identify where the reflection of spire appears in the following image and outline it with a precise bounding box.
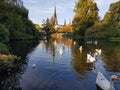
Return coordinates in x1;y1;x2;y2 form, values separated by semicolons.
51;43;56;62
53;0;58;25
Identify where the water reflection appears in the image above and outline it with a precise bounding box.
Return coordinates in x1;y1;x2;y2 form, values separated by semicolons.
0;38;120;90
10;40;39;59
0;40;39;90
71;40;93;76
101;41;120;72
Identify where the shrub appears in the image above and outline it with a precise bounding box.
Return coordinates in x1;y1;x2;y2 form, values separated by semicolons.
0;24;10;43
0;43;9;54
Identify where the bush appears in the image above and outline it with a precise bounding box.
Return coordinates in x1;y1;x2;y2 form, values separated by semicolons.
11;31;34;40
0;24;10;43
0;43;9;54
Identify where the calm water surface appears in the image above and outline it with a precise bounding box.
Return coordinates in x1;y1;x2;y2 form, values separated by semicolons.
0;38;120;90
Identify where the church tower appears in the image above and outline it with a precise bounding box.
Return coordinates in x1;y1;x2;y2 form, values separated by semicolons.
53;2;58;25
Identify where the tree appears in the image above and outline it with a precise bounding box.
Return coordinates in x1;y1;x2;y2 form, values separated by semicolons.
58;24;73;33
42;18;56;35
0;0;40;40
102;1;120;37
73;0;99;37
0;24;10;43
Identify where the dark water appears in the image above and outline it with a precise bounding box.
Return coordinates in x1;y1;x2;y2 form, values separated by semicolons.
0;38;120;90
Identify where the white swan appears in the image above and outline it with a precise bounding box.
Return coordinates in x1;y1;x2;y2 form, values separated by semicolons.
87;53;96;63
79;46;82;53
74;41;76;45
79;46;82;51
95;49;102;55
87;40;92;44
96;72;120;90
32;64;36;68
94;41;98;45
59;48;63;55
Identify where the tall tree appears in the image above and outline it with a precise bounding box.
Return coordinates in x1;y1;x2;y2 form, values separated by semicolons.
73;0;99;37
103;1;120;25
102;1;120;37
42;17;57;35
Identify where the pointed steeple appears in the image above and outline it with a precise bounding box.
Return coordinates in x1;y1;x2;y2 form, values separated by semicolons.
64;19;66;26
53;0;58;25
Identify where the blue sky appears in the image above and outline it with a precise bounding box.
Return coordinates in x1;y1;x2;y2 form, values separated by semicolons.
23;0;119;25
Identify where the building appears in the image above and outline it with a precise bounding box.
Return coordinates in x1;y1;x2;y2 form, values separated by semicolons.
52;3;64;30
53;4;58;25
41;2;63;31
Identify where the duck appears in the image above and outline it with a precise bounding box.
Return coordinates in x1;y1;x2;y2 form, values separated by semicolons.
96;72;120;90
87;53;96;63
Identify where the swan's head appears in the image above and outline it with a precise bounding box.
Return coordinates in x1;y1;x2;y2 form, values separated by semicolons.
111;75;120;81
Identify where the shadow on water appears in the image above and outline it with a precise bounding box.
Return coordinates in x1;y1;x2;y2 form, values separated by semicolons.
0;40;39;90
0;38;120;90
10;40;39;59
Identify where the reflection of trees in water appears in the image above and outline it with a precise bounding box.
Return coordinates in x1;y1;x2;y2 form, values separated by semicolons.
43;38;57;62
84;40;120;72
71;42;93;78
57;39;73;48
0;40;39;90
10;40;39;59
102;42;120;72
43;38;73;62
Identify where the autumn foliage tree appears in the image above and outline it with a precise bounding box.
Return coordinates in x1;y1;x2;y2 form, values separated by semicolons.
86;1;120;38
58;24;73;33
73;0;99;37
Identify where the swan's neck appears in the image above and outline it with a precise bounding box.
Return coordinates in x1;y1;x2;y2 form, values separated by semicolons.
109;79;115;90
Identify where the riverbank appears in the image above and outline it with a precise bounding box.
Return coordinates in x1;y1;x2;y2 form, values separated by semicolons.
108;37;120;41
0;54;21;73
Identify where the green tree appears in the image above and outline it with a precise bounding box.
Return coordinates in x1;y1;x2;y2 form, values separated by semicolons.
0;24;10;43
73;0;99;37
0;0;40;40
42;18;56;35
0;43;9;54
102;1;120;37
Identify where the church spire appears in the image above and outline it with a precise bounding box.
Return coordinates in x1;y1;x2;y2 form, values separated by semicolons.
53;0;58;25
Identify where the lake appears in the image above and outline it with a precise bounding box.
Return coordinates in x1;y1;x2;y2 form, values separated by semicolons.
0;38;120;90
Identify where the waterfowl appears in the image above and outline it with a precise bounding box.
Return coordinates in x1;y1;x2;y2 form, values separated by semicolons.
87;40;92;44
79;46;82;51
95;49;102;55
94;41;98;45
96;72;120;90
79;46;82;53
87;53;96;63
32;64;36;68
74;41;76;45
59;48;63;55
